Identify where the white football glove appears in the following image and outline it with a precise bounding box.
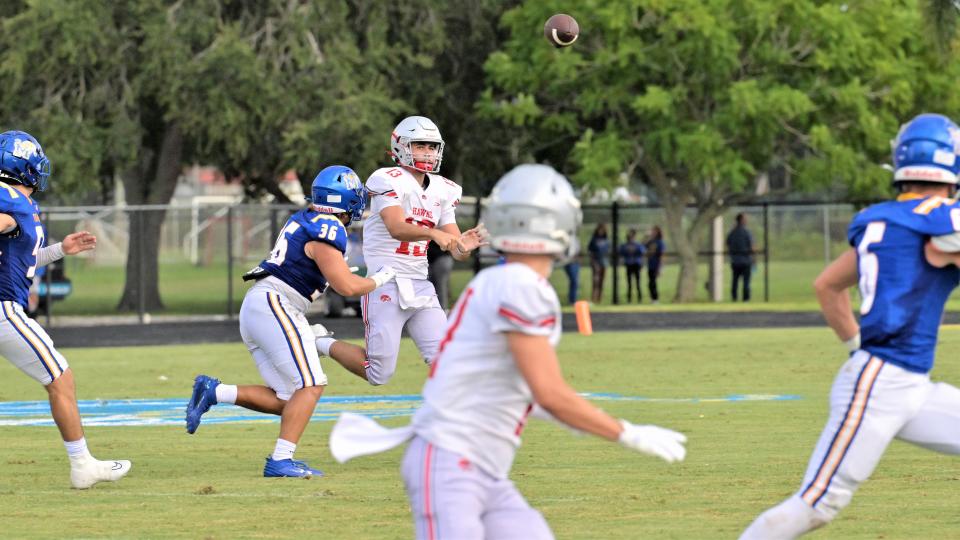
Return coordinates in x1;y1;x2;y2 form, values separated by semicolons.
368;266;397;288
618;420;687;463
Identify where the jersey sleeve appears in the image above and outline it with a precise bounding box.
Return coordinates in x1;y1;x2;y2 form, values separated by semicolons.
929;200;960;251
437;178;462;228
0;182;28;214
489;278;559;337
0;182;33;232
304;214;348;253
921;200;960;236
366;170;404;215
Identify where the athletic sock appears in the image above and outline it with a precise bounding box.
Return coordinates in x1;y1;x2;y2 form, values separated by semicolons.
64;437;93;463
316;337;336;356
215;384;238;404
271;438;297;461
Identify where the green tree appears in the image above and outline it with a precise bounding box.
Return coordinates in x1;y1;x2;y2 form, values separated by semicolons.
0;1;420;311
482;0;960;301
923;0;960;46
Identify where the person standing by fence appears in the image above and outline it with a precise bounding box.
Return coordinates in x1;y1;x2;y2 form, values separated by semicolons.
588;223;610;303
644;225;664;304
726;213;755;302
619;228;645;303
563;238;582;305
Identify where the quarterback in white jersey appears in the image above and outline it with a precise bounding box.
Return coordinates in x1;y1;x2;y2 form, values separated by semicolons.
319;116;487;386
328;165;687;540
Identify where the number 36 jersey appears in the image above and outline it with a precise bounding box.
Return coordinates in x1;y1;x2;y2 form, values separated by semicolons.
848;193;960;374
363;167;462;280
259;209;348;301
0;183;45;308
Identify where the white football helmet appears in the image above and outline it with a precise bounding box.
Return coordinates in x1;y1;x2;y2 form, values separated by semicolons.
390;115;445;173
485;164;582;259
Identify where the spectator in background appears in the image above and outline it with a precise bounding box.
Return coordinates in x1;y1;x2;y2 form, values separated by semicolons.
563;237;582;305
619;228;646;303
427;239;454;311
588;223;610;303
645;225;664;304
726;213;755;302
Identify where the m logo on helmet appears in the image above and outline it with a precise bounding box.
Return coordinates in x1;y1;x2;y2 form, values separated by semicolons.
341;172;361;190
12;139;39;160
949;126;960;154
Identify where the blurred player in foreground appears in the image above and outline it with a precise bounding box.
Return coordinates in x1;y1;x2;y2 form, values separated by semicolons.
185;166;396;478
317;116;487;386
328;164;687;539
0;130;130;489
741;113;960;538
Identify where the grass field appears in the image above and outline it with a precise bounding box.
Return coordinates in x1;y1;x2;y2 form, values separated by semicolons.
2;328;960;538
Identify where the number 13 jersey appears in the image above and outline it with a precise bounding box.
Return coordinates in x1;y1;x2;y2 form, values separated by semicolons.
848;193;960;374
363;167;462;280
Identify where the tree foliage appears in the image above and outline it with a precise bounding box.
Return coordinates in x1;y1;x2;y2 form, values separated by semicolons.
0;0;510;310
482;0;960;300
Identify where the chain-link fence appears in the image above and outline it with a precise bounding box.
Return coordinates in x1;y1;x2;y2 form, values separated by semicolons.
35;200;860;323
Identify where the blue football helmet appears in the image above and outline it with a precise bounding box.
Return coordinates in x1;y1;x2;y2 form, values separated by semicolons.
0;131;51;192
892;113;960;185
309;165;366;224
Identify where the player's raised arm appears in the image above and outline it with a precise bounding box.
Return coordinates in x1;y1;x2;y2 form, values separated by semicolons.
510;332;686;463
305;241;394;296
379;205;458;250
813;248;860;349
439;222;489;261
509;332;620;440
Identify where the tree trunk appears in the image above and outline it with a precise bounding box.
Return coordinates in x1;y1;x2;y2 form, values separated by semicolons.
116;121;184;312
660;198;699;302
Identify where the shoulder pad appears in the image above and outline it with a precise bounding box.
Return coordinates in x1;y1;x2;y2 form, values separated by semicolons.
305;213;348;253
0;181;31;214
366;168;405;197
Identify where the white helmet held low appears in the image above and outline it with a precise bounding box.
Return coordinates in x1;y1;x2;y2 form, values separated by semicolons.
485;164;582;259
390;115;445;173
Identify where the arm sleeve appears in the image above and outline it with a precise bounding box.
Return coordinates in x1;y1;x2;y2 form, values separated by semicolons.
437;179;462;228
489;280;559;337
366;172;403;215
37;242;64;266
931;232;960;253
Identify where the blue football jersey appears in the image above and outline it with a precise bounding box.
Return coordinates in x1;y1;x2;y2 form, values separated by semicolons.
0;183;45;308
848;194;960;373
259;209;348;301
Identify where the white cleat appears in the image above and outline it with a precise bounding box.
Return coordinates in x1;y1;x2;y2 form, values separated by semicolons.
70;459;132;489
311;323;334;339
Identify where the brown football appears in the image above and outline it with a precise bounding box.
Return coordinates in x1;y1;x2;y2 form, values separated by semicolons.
543;13;579;48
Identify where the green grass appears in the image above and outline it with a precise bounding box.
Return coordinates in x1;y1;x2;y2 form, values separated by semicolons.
3;329;960;538
56;258;830;316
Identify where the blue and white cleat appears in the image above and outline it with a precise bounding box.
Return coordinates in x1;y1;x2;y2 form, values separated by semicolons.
185;375;220;434
263;457;324;478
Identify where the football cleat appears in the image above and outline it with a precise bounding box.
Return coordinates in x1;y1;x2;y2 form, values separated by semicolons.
185;374;220;434
263;457;323;478
70;458;132;489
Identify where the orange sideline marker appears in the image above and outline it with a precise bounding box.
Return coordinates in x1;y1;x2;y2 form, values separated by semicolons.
574;300;593;336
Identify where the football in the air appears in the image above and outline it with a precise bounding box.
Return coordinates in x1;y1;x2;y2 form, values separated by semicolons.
543;13;579;48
